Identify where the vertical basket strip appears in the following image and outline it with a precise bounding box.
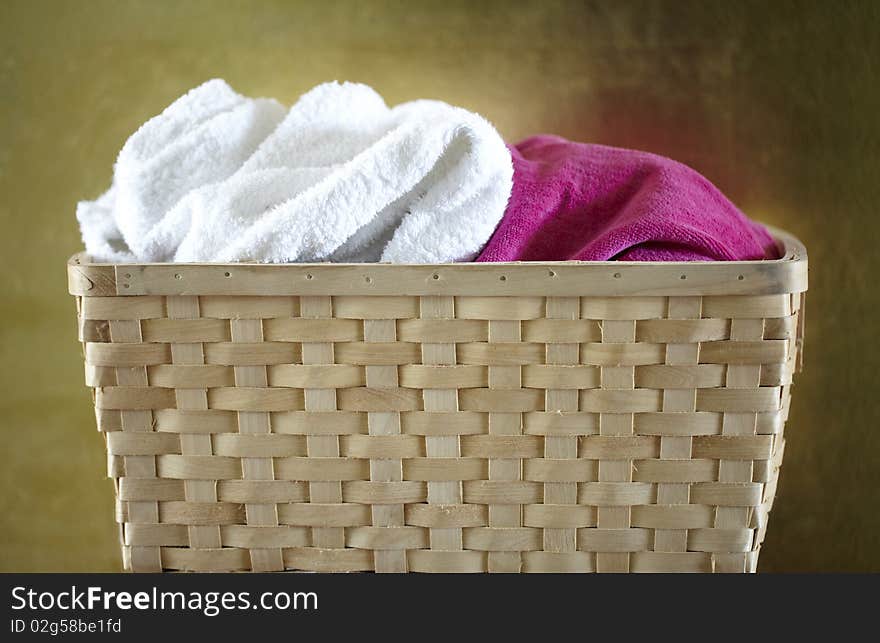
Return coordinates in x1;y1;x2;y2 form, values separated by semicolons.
69;229;807;573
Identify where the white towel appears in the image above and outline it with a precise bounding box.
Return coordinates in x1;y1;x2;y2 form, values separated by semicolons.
77;79;514;264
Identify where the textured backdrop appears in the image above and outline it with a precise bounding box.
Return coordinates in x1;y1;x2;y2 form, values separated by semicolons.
1;0;877;572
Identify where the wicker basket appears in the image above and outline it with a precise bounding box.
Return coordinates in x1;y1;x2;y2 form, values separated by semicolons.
67;227;806;573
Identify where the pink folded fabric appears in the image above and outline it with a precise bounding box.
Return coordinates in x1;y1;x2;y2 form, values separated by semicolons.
477;135;779;262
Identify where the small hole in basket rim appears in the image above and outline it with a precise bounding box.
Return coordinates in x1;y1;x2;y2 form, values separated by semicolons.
549;270;557;277
432;273;440;280
365;276;373;283
174;273;182;280
123;284;130;289
613;272;621;279
224;272;231;278
306;273;313;280
499;275;507;281
680;274;687;280
738;275;745;280
124;273;131;279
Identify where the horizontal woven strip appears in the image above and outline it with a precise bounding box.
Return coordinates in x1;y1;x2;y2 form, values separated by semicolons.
83;339;790;367
93;408;788;436
91;386;784;413
120;545;760;573
80;314;800;344
108;434;773;462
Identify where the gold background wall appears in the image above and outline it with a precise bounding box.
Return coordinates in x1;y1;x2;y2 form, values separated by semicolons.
1;0;877;572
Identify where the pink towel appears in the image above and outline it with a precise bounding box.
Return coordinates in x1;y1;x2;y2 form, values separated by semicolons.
477;135;779;262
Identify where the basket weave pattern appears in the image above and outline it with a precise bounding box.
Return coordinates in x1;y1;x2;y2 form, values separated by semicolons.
70;239;806;573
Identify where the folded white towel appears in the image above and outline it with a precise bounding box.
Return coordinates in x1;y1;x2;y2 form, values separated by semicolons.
77;79;514;264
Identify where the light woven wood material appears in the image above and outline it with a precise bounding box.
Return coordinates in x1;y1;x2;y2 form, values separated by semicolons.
69;229;806;573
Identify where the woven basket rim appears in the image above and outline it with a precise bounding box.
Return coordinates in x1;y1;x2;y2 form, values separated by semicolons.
68;225;807;298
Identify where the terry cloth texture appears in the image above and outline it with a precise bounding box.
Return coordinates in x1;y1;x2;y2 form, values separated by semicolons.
477;135;778;263
77;79;514;264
